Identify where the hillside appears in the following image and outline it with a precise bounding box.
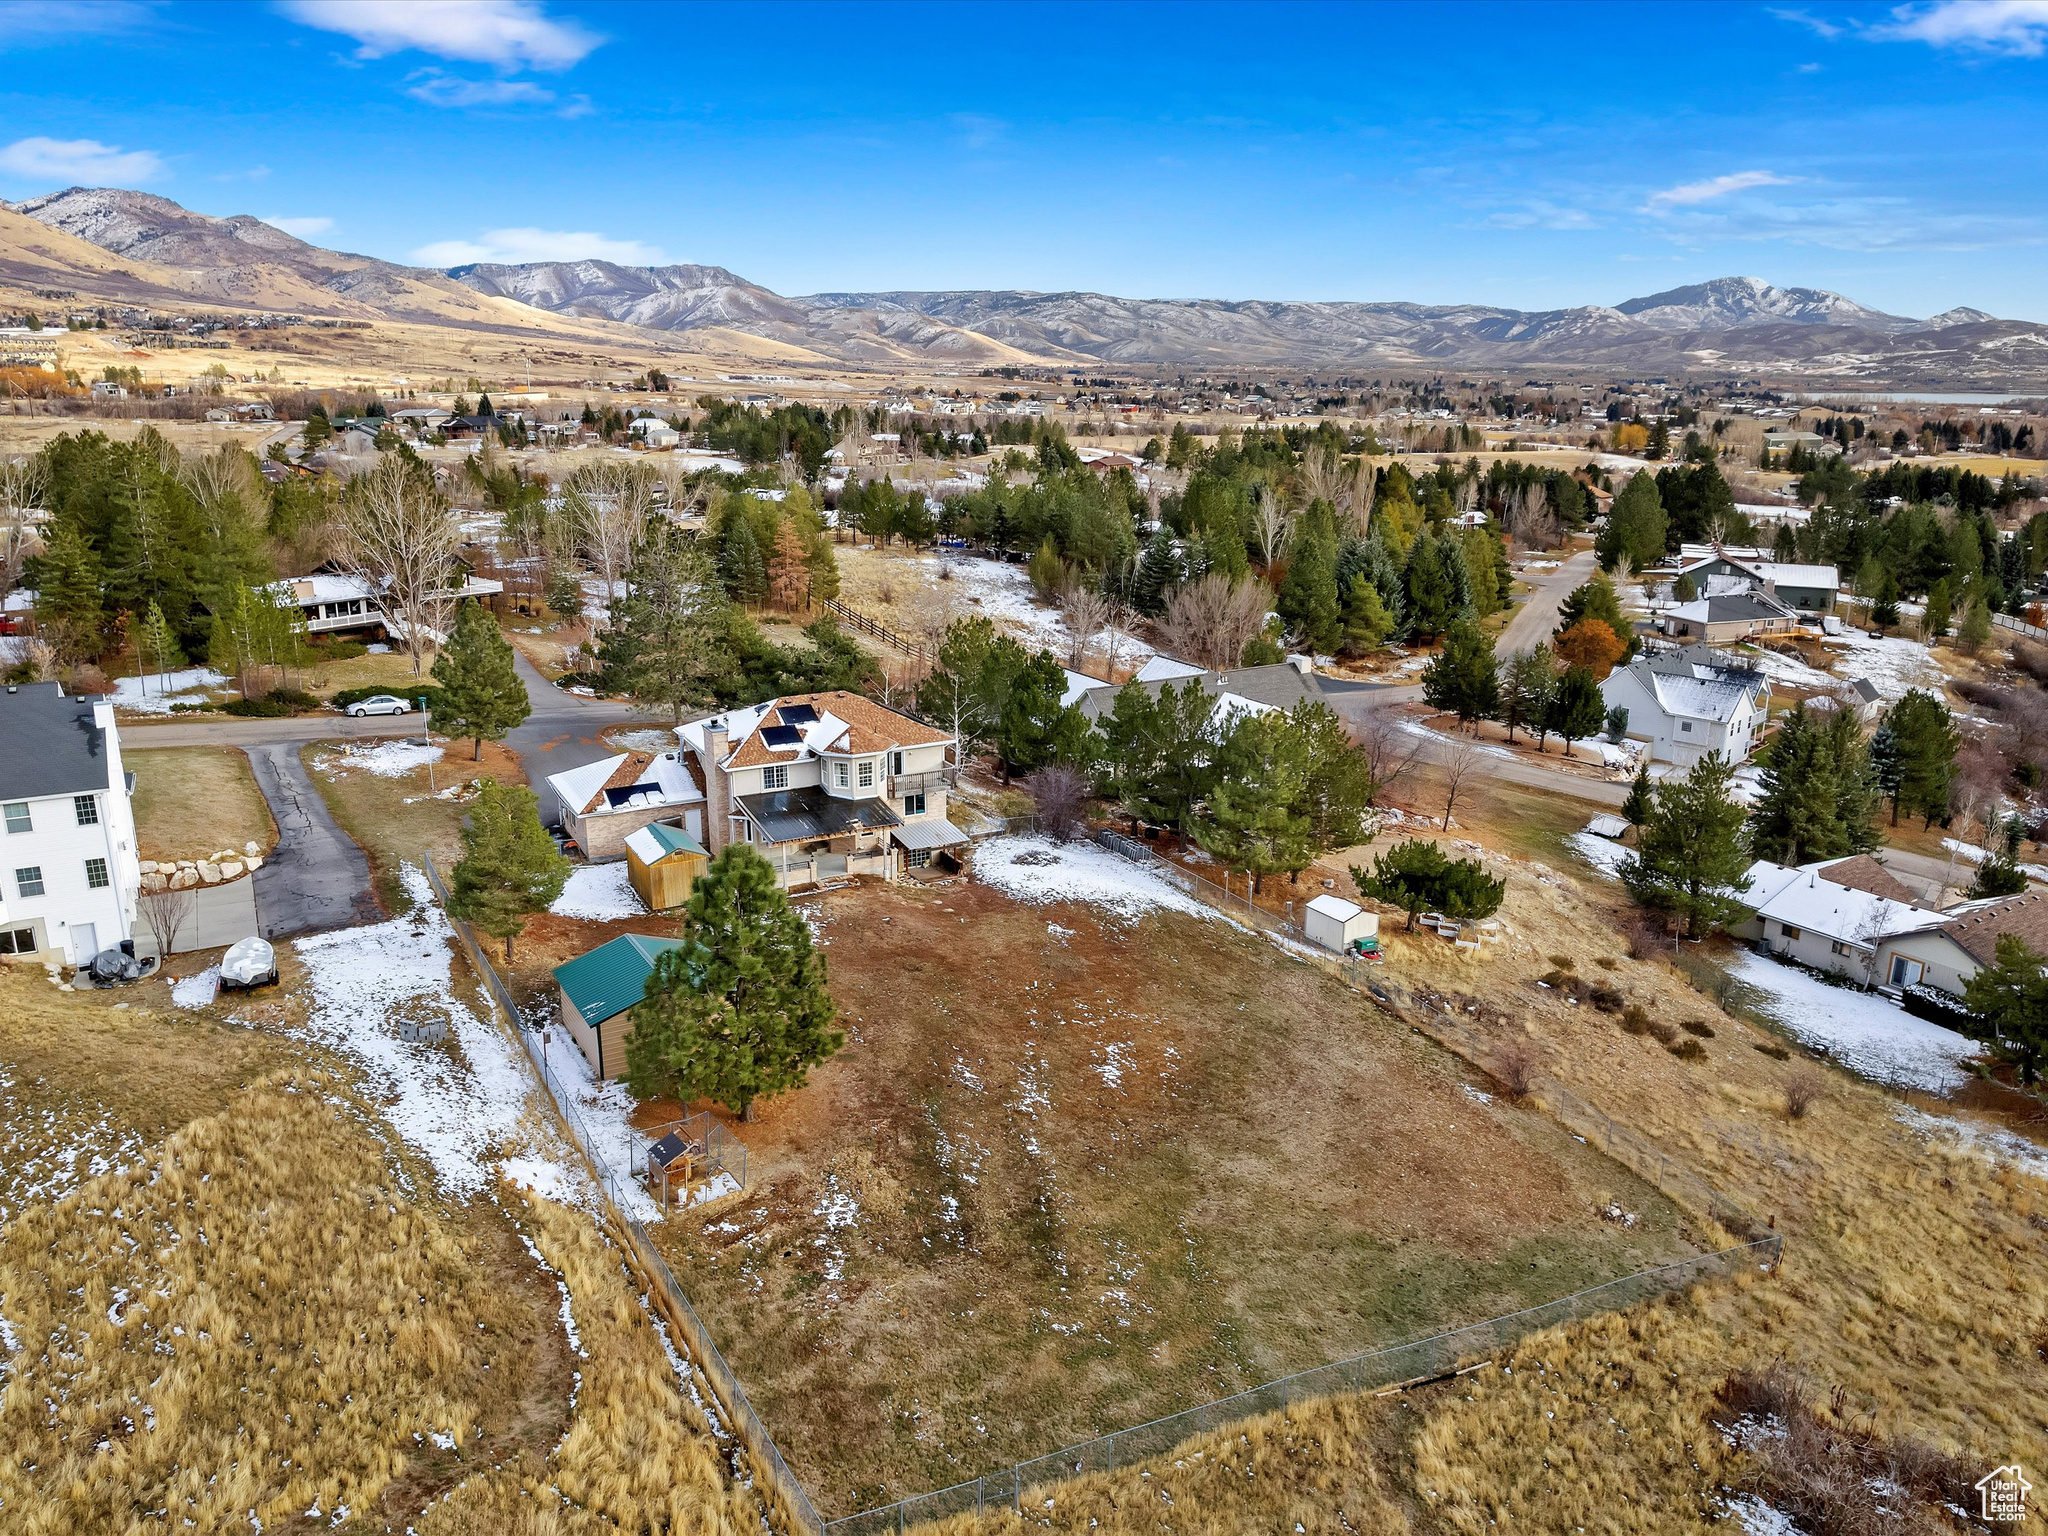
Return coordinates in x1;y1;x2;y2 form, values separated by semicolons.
8;187;2048;384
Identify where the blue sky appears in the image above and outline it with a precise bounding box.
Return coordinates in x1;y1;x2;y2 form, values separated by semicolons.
2;0;2045;319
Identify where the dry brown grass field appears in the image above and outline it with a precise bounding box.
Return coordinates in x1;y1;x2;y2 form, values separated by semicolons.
598;875;1697;1518
127;744;277;865
913;821;2048;1534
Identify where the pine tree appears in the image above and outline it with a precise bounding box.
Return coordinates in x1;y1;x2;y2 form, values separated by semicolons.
995;649;1090;781
717;512;767;606
626;844;842;1119
1746;704;1847;865
1884;688;1960;827
1129;679;1218;845
608;522;726;722
1097;680;1162;810
1545;665;1606;758
1960;590;1993;652
1028;535;1064;600
1622;752;1751;939
1923;577;1952;639
446;780;570;961
137;599;184;693
1961;935;2048;1084
1422;618;1500;726
1871;567;1900;632
1597;473;1666;571
32;522;106;662
1401;526;1466;641
1196;709;1312;893
766;516;812;612
1621;765;1653;829
1278;500;1342;653
1498;645;1557;747
1341;575;1395;652
1289;699;1378;853
1132;533;1182;617
430;599;531;759
1353;838;1450;930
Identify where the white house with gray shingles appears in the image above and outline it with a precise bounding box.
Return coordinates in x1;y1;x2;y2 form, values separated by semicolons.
1069;656;1328;729
1601;645;1771;767
0;682;142;966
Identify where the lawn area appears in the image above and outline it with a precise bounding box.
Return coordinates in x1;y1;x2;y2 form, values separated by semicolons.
302;736;525;913
635;870;1694;1516
127;744;277;863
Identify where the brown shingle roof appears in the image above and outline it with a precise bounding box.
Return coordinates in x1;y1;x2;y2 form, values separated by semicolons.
1939;890;2048;968
721;692;951;770
1818;855;1919;906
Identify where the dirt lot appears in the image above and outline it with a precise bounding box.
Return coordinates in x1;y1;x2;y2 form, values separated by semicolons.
633;874;1694;1516
128;743;277;864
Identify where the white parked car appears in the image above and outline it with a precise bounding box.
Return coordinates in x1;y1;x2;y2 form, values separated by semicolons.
345;694;411;718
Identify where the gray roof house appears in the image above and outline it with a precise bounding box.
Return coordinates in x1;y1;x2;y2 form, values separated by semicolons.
1068;656;1328;727
1662;589;1800;645
1601;646;1772;767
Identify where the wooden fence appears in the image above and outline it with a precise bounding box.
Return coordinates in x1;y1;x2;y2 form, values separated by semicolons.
823;599;931;664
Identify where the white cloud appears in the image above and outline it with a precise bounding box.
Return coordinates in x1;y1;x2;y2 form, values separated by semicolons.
1874;0;2048;55
1768;7;1845;38
261;215;334;238
0;136;163;185
278;0;602;71
411;227;665;268
1645;170;1797;209
1486;200;1598;231
405;71;557;107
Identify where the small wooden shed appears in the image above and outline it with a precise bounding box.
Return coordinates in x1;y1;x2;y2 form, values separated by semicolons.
625;819;709;912
1305;894;1378;954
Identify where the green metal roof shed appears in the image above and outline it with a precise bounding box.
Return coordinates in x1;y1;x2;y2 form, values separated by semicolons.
553;933;686;1027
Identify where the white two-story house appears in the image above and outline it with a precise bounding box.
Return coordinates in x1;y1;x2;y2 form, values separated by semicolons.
0;683;143;966
680;691;963;887
1601;645;1772;767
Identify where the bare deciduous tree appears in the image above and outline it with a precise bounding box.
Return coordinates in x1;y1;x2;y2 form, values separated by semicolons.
1158;573;1271;671
138;884;196;960
565;460;657;622
1438;732;1483;831
1027;763;1091;842
0;455;49;592
1356;710;1423;802
1250;500;1293;567
334;453;463;676
1061;585;1109;674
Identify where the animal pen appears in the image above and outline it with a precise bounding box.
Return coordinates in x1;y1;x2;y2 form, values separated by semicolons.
642;1111;749;1208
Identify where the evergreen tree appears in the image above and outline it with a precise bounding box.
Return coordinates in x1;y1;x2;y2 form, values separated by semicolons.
1555;574;1633;659
994;649;1090;780
137;599;183;692
1401;526;1467;641
1871;567;1900;632
1128;679;1218;844
717;512;767;606
446;780;570;961
916;616;1012;759
1883;688;1959;827
1459;526;1512;619
1960;590;1993;651
1970;855;2031;899
1096;679;1162;809
1353;838;1450;930
1289;699;1378;853
1196;709;1312;892
1422;618;1500;726
1435;856;1506;921
1621;765;1653;829
1622;752;1751;939
1341;575;1395;652
1278;500;1342;653
1028;535;1064;600
1746;704;1852;864
430;599;531;759
605;522;725;722
1597;472;1667;570
1132;532;1181;616
31;521;106;661
626;844;843;1119
1545;666;1606;758
1961;934;2048;1084
1498;645;1557;745
1924;576;1952;639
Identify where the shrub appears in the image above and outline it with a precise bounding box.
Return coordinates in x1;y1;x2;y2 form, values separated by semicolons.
1754;1040;1792;1061
1667;1038;1707;1061
1621;909;1669;961
1487;1038;1541;1102
1620;1004;1653;1035
1680;1018;1716;1038
1784;1070;1824;1119
1588;984;1624;1013
309;638;370;661
1548;954;1576;971
1593;956;1617;971
1648;1019;1679;1045
268;687;319;710
222;696;294;718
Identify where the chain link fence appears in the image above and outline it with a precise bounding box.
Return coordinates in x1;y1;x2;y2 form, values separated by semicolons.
421;858;827;1536
825;1236;1781;1534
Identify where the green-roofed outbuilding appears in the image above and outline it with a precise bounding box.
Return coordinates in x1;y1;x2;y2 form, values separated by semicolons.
552;932;687;1079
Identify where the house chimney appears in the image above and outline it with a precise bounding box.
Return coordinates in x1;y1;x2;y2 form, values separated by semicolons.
701;716;730;854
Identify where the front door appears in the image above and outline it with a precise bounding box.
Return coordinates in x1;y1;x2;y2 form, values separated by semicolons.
73;923;97;964
1888;954;1923;987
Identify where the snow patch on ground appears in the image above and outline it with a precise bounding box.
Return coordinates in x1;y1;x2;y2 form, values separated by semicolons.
314;740;444;779
900;552;1157;666
0;1067;148;1226
975;836;1217;924
170;966;220;1009
604;728;679;752
1399;716;1517;760
110;667;228;714
1730;951;1978;1092
291;864;593;1208
1723;1494;1801;1536
1894;1105;2048;1184
1567;831;1636;878
1819;631;1947;702
532;1023;663;1223
550;863;646;920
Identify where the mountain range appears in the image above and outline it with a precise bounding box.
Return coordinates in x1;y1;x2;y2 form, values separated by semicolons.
6;187;2047;386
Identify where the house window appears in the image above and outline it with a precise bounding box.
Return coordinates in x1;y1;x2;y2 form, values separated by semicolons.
84;858;109;890
891;751;905;775
858;761;874;788
1779;922;1800;940
2;802;27;834
1831;940;1849;956
903;792;926;816
1889;954;1923;987
15;866;44;898
762;764;789;791
1680;721;1693;733
74;794;98;826
836;762;848;788
0;926;35;955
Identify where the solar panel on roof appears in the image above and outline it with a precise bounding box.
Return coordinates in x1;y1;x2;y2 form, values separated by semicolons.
778;703;817;724
760;724;802;747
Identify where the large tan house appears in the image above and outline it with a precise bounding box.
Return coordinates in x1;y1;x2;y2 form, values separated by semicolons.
679;691;965;887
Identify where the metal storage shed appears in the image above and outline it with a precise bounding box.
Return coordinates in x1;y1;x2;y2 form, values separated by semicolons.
1304;894;1377;953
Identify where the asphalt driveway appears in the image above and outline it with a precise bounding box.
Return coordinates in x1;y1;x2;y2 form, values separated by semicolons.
246;741;381;938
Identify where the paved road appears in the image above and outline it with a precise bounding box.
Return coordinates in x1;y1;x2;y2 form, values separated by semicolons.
1501;549;1598;654
244;741;381;938
506;651;646;815
122;711;422;749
